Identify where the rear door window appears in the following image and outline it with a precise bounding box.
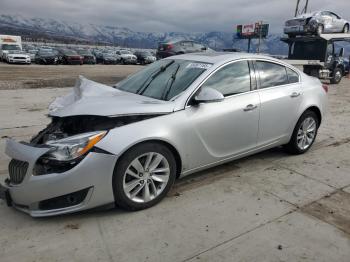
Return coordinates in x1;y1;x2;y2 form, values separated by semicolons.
256;61;289;88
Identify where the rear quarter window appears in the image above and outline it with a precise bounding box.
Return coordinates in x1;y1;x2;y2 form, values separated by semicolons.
286;67;299;84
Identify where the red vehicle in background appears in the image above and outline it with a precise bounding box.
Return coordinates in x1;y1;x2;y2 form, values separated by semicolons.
57;48;83;65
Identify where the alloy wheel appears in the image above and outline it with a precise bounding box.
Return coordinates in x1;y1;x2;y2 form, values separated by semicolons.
297;117;317;150
122;152;170;203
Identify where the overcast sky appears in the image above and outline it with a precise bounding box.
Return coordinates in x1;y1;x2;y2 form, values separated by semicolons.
1;0;349;33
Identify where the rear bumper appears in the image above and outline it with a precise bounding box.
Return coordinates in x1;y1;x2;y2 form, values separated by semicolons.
1;139;117;217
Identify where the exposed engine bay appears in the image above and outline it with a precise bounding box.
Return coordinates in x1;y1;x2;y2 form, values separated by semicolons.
30;114;160;145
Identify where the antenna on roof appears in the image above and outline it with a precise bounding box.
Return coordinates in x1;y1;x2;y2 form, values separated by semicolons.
295;0;309;17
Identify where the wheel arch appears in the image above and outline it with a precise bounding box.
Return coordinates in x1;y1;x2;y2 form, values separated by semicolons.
304;106;322;126
113;139;183;179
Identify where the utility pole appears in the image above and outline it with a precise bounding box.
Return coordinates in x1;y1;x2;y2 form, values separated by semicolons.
257;21;263;53
295;0;309;17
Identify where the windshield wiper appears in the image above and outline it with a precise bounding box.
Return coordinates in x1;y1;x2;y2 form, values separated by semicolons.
162;64;181;100
136;60;175;95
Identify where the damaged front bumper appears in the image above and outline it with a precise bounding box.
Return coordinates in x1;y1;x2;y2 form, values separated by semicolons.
0;139;117;217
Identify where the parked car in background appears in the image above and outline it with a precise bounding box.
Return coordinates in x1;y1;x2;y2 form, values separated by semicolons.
156;40;210;59
116;50;137;64
93;50;104;64
57;49;83;65
101;52;121;64
134;50;156;64
35;49;59;65
76;49;96;64
285;11;349;37
5;50;31;64
0;53;328;216
26;49;38;62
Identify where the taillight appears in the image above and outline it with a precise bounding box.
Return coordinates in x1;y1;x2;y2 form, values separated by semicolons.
322;84;329;93
166;44;173;50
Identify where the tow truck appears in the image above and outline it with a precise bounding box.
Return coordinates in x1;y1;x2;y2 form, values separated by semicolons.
281;33;350;84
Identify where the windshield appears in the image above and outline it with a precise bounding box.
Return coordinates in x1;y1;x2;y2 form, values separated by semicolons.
61;50;78;55
1;44;21;51
116;59;211;101
77;50;92;55
39;50;54;55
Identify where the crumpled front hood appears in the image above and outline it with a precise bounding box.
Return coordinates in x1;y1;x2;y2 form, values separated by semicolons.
49;76;175;117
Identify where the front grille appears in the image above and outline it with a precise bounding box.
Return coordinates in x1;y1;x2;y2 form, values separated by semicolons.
9;159;29;184
13;57;26;60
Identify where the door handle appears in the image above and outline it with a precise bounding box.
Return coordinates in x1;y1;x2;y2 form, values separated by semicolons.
290;92;300;98
243;104;258;112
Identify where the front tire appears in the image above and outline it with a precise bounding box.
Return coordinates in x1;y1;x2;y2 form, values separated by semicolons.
330;67;342;84
285;111;319;155
113;142;177;211
343;24;349;33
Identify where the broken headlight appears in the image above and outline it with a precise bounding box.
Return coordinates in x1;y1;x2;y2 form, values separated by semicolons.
46;131;107;161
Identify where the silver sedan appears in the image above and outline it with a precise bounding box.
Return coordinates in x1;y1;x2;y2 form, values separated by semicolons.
0;53;328;217
284;11;349;37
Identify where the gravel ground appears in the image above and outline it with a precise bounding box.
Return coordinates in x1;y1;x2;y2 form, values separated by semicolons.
0;63;141;89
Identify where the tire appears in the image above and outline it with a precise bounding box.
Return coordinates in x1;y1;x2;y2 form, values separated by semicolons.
330;67;342;84
113;142;177;211
285;110;319;155
343;24;349;33
316;24;324;36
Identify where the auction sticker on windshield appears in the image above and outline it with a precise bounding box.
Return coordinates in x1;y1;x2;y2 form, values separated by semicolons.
186;63;212;69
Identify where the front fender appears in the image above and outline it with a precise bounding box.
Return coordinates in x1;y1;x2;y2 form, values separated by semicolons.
94;110;209;173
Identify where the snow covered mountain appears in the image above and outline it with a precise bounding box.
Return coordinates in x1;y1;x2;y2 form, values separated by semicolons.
0;14;288;54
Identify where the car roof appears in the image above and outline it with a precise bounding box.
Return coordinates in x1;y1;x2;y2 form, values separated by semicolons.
166;52;284;65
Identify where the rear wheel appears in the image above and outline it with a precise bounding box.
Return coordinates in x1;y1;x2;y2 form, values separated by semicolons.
330;67;342;84
343;24;349;33
285;110;319;155
113;142;177;211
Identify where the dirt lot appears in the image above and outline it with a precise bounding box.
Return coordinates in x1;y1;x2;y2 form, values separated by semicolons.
0;64;350;262
0;63;141;89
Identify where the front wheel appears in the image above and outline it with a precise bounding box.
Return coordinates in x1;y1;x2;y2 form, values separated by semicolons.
285;111;319;155
330;68;342;84
343;24;349;33
113;142;177;211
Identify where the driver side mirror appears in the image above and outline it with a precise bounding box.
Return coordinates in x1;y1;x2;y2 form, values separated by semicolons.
194;87;224;104
339;47;344;57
